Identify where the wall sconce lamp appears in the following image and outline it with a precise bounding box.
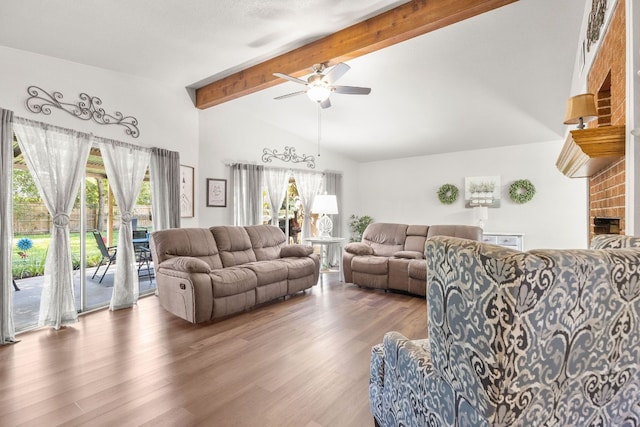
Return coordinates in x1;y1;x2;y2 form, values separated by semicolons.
311;193;338;237
564;93;598;129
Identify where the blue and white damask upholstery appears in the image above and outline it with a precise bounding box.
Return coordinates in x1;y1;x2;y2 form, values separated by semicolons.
370;234;640;426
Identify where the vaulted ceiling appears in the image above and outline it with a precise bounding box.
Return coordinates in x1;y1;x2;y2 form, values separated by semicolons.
0;0;586;162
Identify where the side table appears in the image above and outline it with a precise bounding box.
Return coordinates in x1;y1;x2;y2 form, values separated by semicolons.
303;237;346;284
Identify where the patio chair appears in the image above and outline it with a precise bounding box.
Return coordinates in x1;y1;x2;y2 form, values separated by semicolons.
132;229;153;281
91;230;117;283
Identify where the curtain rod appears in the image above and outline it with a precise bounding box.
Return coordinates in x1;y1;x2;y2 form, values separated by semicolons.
14;115;152;152
223;160;342;176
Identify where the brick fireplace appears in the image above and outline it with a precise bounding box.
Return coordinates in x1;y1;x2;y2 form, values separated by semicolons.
587;1;626;241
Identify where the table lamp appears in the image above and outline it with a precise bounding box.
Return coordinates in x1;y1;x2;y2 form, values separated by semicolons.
474;206;488;229
564;93;598;129
311;193;338;237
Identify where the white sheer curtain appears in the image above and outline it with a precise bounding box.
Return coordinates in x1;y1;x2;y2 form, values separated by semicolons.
97;138;151;310
150;147;180;230
264;168;290;226
292;170;322;241
323;172;343;266
232;163;264;226
0;108;16;343
13;118;91;329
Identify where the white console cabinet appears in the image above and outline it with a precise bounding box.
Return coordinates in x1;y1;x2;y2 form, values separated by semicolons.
482;232;525;251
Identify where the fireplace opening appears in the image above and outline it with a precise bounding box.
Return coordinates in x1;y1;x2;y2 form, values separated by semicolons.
593;217;621;234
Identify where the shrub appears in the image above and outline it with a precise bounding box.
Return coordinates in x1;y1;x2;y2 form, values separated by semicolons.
349;215;373;242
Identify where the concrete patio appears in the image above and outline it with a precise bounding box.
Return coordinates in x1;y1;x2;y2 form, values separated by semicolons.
13;264;155;332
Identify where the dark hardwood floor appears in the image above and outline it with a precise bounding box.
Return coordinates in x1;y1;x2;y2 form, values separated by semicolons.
1;276;428;426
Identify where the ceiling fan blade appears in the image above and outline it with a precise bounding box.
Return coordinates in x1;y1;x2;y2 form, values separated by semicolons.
320;98;332;109
274;91;307;100
323;62;350;84
333;85;371;95
273;72;308;85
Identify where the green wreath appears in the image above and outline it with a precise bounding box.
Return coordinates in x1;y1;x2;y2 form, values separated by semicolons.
437;184;459;204
509;179;536;204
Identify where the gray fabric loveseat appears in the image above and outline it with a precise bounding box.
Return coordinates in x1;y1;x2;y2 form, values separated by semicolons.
343;223;482;296
149;225;320;323
370;234;640;426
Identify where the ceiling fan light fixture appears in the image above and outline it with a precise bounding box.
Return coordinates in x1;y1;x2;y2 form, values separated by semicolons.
307;84;331;103
273;62;369;107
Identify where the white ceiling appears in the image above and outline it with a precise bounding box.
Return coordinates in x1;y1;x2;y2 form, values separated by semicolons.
0;0;585;162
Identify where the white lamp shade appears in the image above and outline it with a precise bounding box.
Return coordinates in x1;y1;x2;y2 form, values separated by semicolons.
475;206;489;221
312;194;338;215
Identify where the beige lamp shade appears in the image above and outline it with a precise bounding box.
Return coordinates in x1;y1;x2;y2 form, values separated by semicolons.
563;93;598;125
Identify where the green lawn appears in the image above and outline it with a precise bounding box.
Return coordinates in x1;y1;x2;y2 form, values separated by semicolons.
12;231;119;279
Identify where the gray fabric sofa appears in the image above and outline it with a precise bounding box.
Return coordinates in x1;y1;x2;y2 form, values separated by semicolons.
149;225;320;323
343;223;482;296
370;234;640;426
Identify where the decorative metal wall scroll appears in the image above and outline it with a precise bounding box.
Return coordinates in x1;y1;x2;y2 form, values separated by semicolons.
262;146;316;169
25;86;140;138
586;0;607;52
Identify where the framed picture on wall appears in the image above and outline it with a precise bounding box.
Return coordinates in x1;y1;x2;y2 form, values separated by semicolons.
206;178;227;207
464;175;501;208
180;165;194;218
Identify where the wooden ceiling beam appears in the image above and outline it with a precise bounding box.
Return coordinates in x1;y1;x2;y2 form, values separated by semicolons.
195;0;518;109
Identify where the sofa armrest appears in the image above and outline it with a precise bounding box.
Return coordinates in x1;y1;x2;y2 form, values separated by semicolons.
393;250;424;259
369;343;386;425
157;256;211;273
373;331;433;426
345;242;374;256
280;244;314;257
590;234;640;249
382;331;431;376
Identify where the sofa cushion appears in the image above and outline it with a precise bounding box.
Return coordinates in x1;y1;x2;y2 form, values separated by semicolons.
363;223;408;256
408;259;426;280
279;257;316;279
150;228;223;269
352;256;389;275
404;225;429;253
158;256;211;273
211;226;257;267
281;245;314;257
427;224;482;241
244;225;286;260
209;267;257;297
345;242;374;256
393;250;424;260
244;260;289;286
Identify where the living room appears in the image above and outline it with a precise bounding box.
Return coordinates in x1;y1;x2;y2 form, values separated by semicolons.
3;0;630;251
1;0;640;425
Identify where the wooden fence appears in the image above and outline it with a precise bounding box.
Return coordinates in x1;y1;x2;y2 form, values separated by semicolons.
13;203;152;234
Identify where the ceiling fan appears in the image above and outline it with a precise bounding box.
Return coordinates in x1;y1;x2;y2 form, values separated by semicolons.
273;62;371;109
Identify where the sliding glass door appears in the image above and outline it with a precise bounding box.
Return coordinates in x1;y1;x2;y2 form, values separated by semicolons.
12;145;155;332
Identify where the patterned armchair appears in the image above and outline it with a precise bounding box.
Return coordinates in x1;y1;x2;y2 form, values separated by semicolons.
370;234;640;426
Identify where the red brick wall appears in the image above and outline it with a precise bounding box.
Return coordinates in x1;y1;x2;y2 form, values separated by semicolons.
589;158;625;232
587;1;626;239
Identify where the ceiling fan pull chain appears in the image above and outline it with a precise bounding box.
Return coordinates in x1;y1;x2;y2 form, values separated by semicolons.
317;103;321;157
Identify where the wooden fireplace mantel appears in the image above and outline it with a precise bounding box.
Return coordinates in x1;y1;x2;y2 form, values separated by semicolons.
556;125;626;178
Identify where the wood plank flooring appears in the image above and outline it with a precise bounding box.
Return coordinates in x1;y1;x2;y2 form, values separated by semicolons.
0;276;428;427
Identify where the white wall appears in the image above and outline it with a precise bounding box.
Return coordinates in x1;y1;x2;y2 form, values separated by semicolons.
355;141;589;249
0;47;588;248
198;99;359;237
0;46;200;227
626;0;640;234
